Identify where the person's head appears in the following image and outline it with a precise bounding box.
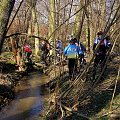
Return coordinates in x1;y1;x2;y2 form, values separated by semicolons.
41;40;45;44
57;39;61;43
69;38;75;44
41;39;48;45
73;38;78;43
97;31;103;40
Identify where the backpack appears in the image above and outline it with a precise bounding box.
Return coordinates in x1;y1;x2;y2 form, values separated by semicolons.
66;45;79;59
79;43;86;52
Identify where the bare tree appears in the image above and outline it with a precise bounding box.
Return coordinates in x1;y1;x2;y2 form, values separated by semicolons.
0;0;15;53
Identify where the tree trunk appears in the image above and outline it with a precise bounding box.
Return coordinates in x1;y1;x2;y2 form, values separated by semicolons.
10;37;17;63
48;0;55;44
85;0;90;52
86;17;90;52
31;0;39;57
0;0;15;53
10;37;23;71
27;0;39;57
55;0;60;39
74;0;85;40
76;11;85;41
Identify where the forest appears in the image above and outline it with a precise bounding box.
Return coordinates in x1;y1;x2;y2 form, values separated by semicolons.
0;0;120;120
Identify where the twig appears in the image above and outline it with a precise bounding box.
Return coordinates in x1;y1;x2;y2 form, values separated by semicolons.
104;0;115;32
60;102;65;119
108;65;120;119
6;0;24;33
94;105;120;119
58;103;91;120
47;0;94;40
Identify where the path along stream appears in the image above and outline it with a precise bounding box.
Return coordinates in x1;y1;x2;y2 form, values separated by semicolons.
0;72;49;120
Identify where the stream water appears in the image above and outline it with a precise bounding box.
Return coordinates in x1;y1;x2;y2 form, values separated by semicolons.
0;72;49;120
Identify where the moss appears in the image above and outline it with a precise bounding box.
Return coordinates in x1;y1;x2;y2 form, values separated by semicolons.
6;60;16;64
1;52;13;59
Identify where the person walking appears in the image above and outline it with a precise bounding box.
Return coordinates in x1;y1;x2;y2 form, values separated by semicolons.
93;31;111;80
23;43;32;62
56;39;62;62
74;38;86;66
40;40;50;66
64;38;81;80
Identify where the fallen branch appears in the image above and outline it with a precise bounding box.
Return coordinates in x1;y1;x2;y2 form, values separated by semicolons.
58;102;91;120
108;65;120;117
94;105;120;119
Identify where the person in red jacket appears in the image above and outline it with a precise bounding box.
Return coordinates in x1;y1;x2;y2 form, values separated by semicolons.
24;43;32;62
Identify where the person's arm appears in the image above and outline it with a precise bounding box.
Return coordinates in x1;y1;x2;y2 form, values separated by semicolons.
77;46;82;58
93;38;98;51
63;46;69;60
47;43;50;50
40;44;45;51
64;45;69;56
93;43;97;51
107;41;112;49
64;47;67;55
80;43;86;52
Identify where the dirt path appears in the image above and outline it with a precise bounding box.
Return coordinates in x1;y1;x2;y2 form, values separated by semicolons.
0;72;49;120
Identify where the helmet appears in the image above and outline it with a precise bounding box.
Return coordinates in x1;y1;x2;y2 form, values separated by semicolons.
97;31;103;35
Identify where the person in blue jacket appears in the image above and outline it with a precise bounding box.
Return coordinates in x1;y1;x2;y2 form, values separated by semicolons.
73;38;86;65
56;39;62;62
64;38;82;80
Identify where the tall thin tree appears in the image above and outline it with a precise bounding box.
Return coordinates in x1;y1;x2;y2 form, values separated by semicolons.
0;0;15;53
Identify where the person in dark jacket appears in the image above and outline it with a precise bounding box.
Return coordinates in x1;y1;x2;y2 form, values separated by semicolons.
40;40;50;65
93;31;111;79
73;38;86;65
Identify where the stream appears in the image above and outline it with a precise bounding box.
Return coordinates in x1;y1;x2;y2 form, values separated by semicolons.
0;72;49;120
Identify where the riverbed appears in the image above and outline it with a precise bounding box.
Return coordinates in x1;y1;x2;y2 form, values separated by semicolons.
0;72;49;120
